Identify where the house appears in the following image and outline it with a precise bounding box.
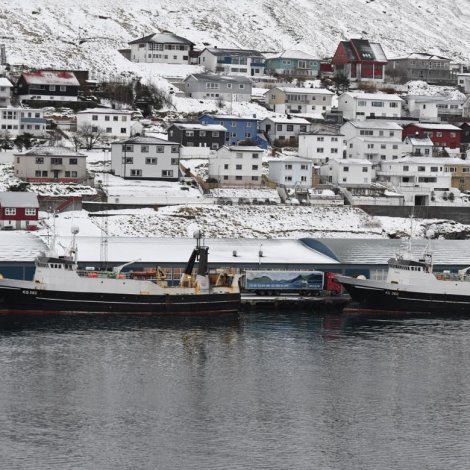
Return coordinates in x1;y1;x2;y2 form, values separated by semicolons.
457;73;470;93
402;123;461;149
341;120;405;162
445;158;470;191
298;125;345;163
16;70;80;102
464;97;470;119
320;158;373;186
208;145;264;186
403;135;434;157
128;31;194;64
258;117;310;145
268;156;313;188
0;192;39;230
168;123;227;150
331;39;388;82
266;86;334;115
199;48;265;77
0;77;13;106
264;50;321;78
459;122;470;145
387;53;453;84
76;108;134;139
111;136;180;180
198;114;267;148
338;92;403;120
375;157;460;205
184;74;252;102
14;146;87;182
407;95;466;120
0;107;47;137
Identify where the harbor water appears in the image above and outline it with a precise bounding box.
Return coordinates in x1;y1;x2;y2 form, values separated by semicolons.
1;311;470;469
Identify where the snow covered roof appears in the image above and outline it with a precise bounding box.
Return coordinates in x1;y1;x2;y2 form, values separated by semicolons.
21;70;80;87
0;232;47;262
262;117;310;125
187;74;253;84
18;146;86;157
306;125;344;136
222;146;264;152
77;108;133;115
128;31;194;46
0;77;12;87
404;136;434;146
343;92;403;101
113;136;179;146
410;123;461;131
274;87;334;95
268;155;312;164
204;48;264;58
345;120;403;130
171;123;227;131
339;39;387;63
265;49;319;60
0;192;39;208
334;158;372;165
392;52;451;61
391;156;467;165
369;43;388;62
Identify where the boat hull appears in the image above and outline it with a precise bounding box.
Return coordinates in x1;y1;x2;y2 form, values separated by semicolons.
0;285;240;316
338;276;470;314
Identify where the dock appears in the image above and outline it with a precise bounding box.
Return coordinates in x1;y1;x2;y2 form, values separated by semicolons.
241;294;350;312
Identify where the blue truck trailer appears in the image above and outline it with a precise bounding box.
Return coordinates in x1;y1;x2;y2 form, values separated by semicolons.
242;270;326;296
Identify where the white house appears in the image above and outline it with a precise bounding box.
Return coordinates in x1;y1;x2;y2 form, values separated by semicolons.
406;95;465;120
298;126;345;163
128;31;194;64
403;136;434;156
199;48;265;77
341;120;406;162
375;156;459;205
457;73;470;93
184;74;253;102
111;136;180;180
266;87;334;115
76;108;134;139
268;156;313;188
338;92;403;120
208;145;264;186
0;108;47;137
259;117;310;144
320;158;373;186
0;77;13;107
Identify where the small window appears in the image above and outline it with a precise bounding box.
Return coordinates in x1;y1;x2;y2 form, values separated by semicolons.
35;157;44;164
130;169;142;176
145;158;157;165
141;145;149;153
69;158;78;165
92;115;98;121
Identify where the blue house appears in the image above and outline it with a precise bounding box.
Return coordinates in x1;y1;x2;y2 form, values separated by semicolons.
264;50;321;78
198;114;268;149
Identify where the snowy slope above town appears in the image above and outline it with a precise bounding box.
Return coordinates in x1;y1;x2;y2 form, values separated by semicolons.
1;0;469;78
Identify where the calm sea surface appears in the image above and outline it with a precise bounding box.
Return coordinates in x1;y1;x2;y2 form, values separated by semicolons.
0;312;470;470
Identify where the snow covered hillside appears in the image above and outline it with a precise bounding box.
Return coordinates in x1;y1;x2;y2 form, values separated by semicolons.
1;0;469;77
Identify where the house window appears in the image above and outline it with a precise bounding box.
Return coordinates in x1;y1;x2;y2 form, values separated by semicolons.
403;166;409;171
122;157;134;164
245;132;252;138
236;153;243;158
51;158;62;165
277;124;283;131
211;144;219;149
286;125;293;132
317;137;324;141
113;116;119;121
120;128;126;134
285;176;292;182
358;100;366;107
4;208;16;216
252;165;258;170
213;132;219;137
171;158;178;165
200;130;206;137
239;84;245;89
236;164;242;170
430;166;438;172
25;208;36;216
224;164;229;170
49;85;56;91
106;128;112;133
92;126;98;133
42;171;48;177
145;158;158;164
171;146;179;153
69;158;78;165
35;157;44;164
362;167;368;172
252;176;259;181
156;146;164;153
418;166;425;171
300;165;308;170
436;132;442;137
227;83;232;89
162;170;174;177
317;148;324;153
343;167;349;172
285;164;292;170
130;169;142;176
371;101;384;107
300;176;307;182
141;145;149;153
35;170;41;177
65;171;70;177
390;102;398;108
252;153;259;159
122;145;133;152
60;86;66;92
105;115;110;121
92;115;98;121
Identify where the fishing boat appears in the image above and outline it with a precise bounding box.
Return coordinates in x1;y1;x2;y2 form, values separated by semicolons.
0;229;240;316
337;244;470;314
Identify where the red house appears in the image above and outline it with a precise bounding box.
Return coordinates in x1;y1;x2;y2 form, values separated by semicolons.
0;192;39;230
331;39;387;82
402;123;462;149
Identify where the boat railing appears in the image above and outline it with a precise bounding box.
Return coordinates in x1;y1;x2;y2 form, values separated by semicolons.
434;272;470;282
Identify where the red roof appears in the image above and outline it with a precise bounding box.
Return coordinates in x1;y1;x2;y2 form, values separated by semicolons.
22;70;80;87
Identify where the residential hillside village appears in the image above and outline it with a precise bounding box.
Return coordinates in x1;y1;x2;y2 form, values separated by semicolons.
0;30;470;239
